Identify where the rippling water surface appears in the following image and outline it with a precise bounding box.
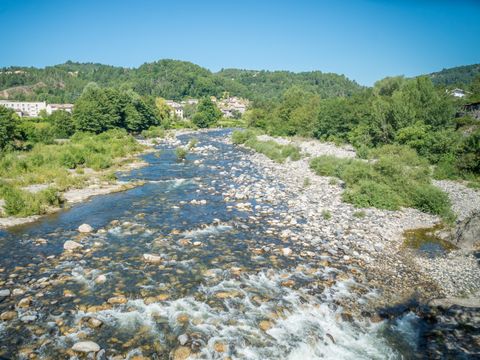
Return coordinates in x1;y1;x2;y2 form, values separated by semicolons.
0;130;424;359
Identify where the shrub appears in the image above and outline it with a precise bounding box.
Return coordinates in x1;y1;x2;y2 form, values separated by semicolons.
188;138;199;149
353;210;366;218
310;146;453;219
3;186;63;217
141;126;165;139
231;130;256;144
342;180;404;210
411;184;453;221
322;210;332;220
175;147;188;160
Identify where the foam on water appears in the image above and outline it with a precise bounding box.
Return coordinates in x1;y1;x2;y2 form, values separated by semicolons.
182;224;232;238
73;270;401;359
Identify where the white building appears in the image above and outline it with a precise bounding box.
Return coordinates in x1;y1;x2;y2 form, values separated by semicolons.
165;100;184;119
46;103;74;115
0;100;47;117
448;88;470;98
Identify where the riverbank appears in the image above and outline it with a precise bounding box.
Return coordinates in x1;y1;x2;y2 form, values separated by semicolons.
227;132;480;306
0;142;153;229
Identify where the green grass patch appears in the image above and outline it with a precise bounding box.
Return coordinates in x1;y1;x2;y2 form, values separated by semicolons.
141;126;166;139
232;130;301;163
310;145;453;220
0;129;144;217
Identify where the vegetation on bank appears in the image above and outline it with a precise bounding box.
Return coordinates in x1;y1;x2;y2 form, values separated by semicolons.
232;130;301;163
0;129;144;217
310;145;454;221
246;75;480;187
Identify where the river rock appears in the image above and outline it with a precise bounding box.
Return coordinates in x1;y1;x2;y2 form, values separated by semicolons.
143;253;162;264
282;247;293;256
72;341;100;353
259;320;272;331
64;240;83;251
87;317;103;329
107;295;127;305
172;346;191;360
0;311;16;321
177;333;189;345
20;315;37;323
95;274;107;284
18;297;31;308
78;223;94;233
0;289;10;297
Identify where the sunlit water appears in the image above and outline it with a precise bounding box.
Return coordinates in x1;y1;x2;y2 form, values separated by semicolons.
0;130;432;359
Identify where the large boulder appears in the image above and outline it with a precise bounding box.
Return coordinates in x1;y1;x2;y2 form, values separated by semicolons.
453;211;480;251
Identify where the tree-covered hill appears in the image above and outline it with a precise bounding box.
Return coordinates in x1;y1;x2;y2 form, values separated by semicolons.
427;63;480;87
0;59;362;103
216;69;362;100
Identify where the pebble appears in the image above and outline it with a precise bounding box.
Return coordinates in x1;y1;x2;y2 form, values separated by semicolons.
0;289;10;297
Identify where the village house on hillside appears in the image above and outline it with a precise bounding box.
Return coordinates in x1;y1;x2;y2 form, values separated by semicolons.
214;96;250;118
448;88;471;98
0;100;73;117
165;100;184;119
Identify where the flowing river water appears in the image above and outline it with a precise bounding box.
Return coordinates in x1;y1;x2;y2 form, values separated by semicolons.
0;130;468;359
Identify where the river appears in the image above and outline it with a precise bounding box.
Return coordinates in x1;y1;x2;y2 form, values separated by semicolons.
0;129;470;359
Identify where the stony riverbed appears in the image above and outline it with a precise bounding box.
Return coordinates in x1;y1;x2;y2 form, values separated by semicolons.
0;129;478;359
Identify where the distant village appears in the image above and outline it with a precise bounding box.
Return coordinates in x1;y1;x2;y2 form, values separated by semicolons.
0;95;249;119
165;96;249;119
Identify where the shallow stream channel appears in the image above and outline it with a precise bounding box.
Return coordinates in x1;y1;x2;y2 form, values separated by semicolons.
0;130;475;359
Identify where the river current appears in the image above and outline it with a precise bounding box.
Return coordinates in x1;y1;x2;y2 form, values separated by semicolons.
0;130;444;359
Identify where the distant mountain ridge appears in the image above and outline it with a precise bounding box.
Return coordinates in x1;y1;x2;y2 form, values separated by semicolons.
0;59;362;103
1;60;478;103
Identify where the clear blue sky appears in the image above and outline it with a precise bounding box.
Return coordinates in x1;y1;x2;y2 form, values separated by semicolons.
0;0;479;85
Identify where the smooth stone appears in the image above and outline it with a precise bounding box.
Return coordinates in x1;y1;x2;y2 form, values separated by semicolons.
64;240;83;251
87;317;103;329
95;275;107;284
178;333;189;346
281;247;293;256
78;224;94;233
172;346;191;360
0;289;10;297
20;315;37;323
143;253;162;264
18;297;31;308
72;341;101;353
107;296;127;305
0;311;17;321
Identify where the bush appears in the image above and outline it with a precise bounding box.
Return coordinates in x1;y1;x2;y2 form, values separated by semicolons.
175;147;188;160
321;210;331;220
231;130;256;144
188;138;198;149
2;186;63;217
411;184;453;221
310;146;453;219
141;126;165;139
342;180;404;210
